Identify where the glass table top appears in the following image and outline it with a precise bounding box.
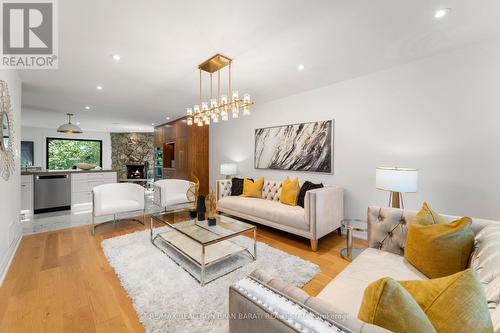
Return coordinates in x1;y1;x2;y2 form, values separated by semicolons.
151;213;256;245
341;219;368;232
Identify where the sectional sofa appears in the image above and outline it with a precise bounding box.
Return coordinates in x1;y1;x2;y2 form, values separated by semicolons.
228;206;500;333
216;178;344;251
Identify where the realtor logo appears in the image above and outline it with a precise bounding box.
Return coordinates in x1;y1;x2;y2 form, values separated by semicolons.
1;0;58;69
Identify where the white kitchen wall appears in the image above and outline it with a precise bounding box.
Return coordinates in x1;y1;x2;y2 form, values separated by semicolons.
0;70;22;284
210;39;500;221
21;126;112;169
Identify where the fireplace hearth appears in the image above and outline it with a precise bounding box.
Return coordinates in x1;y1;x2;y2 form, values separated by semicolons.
126;164;145;179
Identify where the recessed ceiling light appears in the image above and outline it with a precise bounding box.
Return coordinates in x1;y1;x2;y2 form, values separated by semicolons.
84;106;90;110
297;64;305;71
166;116;170;120
96;85;103;90
112;54;121;61
434;8;450;19
76;122;81;125
151;123;155;126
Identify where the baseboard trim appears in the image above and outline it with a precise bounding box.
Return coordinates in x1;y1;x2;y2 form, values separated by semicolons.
0;233;23;287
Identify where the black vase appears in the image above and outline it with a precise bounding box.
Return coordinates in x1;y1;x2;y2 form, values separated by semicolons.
197;195;206;221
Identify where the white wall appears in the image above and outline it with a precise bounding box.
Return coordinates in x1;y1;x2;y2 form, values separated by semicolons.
210;40;500;221
0;70;22;283
21;126;112;169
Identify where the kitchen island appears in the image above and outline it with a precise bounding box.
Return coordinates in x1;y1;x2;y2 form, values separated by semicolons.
21;169;117;215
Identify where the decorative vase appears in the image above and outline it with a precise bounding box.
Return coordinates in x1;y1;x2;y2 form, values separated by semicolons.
197;195;206;221
207;218;216;226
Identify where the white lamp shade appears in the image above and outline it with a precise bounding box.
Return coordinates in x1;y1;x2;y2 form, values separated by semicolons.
376;167;418;193
220;163;237;176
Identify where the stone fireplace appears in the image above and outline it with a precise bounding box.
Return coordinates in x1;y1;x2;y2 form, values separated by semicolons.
126;164;145;179
110;132;154;180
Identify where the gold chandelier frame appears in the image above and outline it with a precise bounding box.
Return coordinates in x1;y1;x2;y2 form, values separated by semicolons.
187;54;253;126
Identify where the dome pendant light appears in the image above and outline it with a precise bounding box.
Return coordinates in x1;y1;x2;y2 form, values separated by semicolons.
57;113;83;134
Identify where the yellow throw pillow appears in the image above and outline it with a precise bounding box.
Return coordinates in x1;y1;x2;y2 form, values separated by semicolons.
359;269;493;333
413;202;448;225
400;269;493;333
241;177;264;198
404;217;474;278
358;277;437;333
280;177;300;206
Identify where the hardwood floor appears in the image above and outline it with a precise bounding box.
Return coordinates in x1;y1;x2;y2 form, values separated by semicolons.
0;214;367;333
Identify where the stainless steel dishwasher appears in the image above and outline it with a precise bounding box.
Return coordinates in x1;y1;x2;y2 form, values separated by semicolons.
34;173;71;214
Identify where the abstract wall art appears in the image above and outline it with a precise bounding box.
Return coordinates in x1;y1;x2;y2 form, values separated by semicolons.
254;120;333;173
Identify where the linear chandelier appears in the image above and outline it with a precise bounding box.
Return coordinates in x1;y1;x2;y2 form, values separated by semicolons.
186;54;253;126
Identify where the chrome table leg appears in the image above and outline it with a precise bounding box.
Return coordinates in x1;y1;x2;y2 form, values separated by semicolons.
201;245;206;286
253;228;257;260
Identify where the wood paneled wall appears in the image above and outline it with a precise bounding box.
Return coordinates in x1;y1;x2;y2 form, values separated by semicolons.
154;118;209;195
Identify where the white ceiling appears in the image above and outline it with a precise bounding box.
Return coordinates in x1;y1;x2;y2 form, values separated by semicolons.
20;0;500;132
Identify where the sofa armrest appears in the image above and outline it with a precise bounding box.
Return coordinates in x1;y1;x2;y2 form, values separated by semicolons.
216;179;232;200
305;186;344;240
229;269;390;333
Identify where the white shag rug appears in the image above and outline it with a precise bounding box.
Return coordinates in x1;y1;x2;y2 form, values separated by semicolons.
102;228;320;333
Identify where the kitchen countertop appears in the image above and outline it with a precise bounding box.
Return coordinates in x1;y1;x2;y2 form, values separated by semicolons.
21;169;117;176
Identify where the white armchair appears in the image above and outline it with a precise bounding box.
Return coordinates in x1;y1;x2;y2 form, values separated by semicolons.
92;183;145;235
153;179;194;210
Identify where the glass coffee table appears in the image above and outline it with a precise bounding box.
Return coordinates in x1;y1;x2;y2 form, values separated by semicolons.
150;211;257;286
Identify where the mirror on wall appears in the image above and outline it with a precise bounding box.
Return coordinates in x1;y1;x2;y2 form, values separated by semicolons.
0;80;15;181
1;112;9;150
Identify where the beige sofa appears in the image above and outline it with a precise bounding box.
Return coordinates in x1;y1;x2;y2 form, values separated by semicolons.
216;179;344;251
229;206;500;333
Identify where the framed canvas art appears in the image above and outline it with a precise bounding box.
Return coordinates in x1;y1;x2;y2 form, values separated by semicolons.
254;120;333;173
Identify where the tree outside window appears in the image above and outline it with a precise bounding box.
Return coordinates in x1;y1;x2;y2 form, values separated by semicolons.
47;138;102;170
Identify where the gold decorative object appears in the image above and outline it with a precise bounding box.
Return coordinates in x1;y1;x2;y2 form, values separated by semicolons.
186;54;254;126
206;188;217;220
187;173;200;209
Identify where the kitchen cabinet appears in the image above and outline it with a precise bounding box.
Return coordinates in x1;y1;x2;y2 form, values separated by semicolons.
71;172;117;210
21;175;34;215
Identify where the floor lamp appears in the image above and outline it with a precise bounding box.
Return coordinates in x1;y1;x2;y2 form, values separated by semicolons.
376;167;418;209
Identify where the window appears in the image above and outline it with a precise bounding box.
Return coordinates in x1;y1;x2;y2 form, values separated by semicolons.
21;141;34;166
46;138;102;170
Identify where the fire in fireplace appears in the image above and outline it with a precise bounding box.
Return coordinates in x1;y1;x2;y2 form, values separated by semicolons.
126;164;145;179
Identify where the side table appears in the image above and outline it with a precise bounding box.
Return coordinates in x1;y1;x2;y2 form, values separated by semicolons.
340;219;368;261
